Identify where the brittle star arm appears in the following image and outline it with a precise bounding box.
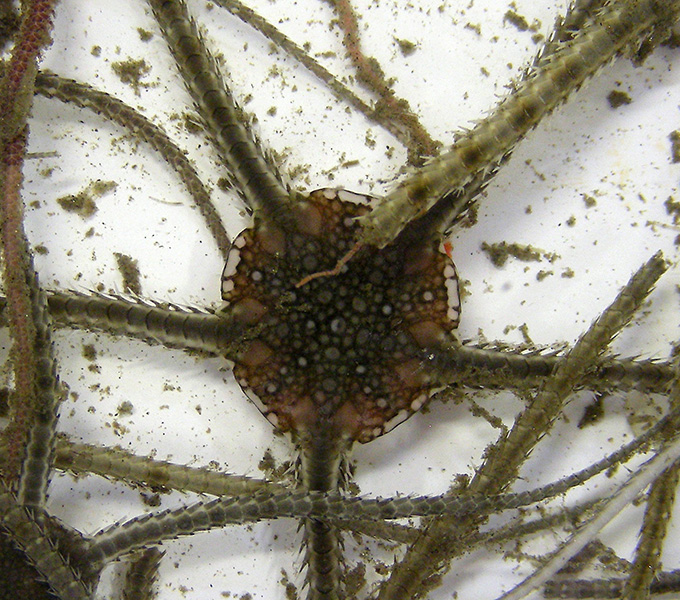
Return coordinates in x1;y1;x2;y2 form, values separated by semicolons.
346;402;680;546
544;571;680;599
147;0;297;227
0;150;62;509
122;547;164;600
0;482;91;600
0;2;99;597
619;361;680;599
497;433;680;600
9;268;62;509
377;252;668;599
16;394;667;577
53;418;665;552
0;0;65;510
341;500;597;547
426;0;627;236
36;291;246;356
53;399;671;576
357;0;680;249
2;289;672;393
52;436;287;496
425;339;674;396
474;252;667;493
392;0;634;242
31;430;622;578
76;401;680;570
540;356;680;599
73;483;616;571
31;69;232;259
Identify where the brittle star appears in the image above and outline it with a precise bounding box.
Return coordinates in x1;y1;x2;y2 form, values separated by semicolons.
2;0;680;599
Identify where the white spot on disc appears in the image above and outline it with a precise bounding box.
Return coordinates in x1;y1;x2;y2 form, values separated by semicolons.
384;409;410;433
337;188;374;205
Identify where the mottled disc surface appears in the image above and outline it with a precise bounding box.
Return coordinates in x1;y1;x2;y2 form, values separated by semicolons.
222;189;460;442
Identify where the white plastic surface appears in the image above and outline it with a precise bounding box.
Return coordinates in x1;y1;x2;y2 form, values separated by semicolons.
8;0;680;598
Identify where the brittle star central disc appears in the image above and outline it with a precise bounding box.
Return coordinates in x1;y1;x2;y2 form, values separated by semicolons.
221;188;460;442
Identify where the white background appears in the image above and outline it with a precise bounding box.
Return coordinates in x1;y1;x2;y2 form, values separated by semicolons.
7;0;680;598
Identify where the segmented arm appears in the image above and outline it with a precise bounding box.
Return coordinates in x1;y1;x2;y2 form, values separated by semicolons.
80;403;679;570
427;339;674;395
0;483;91;600
359;0;680;248
297;429;351;600
13;266;62;509
378;252;668;599
53;437;285;496
44;291;243;356
499;433;680;600
473;252;667;494
33;70;231;259
147;0;296;226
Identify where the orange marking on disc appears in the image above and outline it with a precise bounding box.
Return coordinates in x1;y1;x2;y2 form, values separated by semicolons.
408;320;446;347
394;358;428;388
293;201;323;236
221;188;462;442
232;298;267;324
258;224;286;255
239;340;273;367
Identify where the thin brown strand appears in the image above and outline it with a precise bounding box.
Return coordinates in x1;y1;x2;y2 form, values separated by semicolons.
0;1;55;140
210;0;417;152
0;132;37;485
295;240;362;288
324;0;440;164
0;0;60;497
14;265;61;508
